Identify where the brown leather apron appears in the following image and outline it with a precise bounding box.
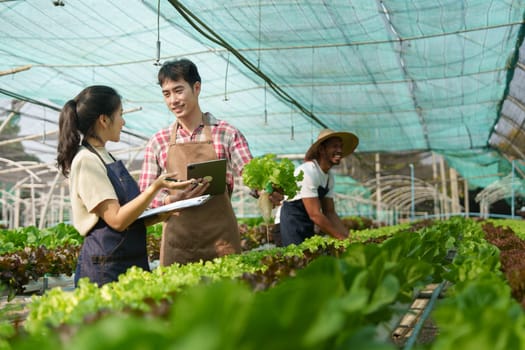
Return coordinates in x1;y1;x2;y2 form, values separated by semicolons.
160;118;241;265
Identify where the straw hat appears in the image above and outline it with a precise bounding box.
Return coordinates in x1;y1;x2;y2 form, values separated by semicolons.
305;129;359;161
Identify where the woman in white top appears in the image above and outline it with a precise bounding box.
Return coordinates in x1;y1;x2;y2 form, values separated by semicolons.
56;85;205;287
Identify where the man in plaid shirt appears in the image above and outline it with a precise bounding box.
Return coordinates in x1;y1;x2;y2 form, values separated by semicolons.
139;58;253;266
139;116;252;208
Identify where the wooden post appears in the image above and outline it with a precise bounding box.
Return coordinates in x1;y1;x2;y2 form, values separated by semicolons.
1;185;5;226
439;155;449;218
449;168;459;215
431;153;440;218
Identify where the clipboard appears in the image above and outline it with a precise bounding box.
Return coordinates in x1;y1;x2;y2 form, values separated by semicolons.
138;195;211;220
187;158;227;196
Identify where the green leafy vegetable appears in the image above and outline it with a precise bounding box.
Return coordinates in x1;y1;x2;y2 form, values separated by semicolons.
242;154;303;198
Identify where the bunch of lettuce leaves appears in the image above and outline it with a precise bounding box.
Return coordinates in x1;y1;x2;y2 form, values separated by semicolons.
242;154;303;198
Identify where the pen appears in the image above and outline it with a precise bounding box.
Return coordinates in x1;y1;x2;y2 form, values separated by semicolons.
165;178;182;182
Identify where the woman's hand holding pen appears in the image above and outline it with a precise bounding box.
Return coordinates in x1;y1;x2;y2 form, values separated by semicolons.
155;172;194;190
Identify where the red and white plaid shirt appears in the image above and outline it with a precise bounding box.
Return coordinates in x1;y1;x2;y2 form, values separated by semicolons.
139;113;252;208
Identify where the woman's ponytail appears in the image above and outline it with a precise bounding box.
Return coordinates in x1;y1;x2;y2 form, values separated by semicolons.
56;100;81;177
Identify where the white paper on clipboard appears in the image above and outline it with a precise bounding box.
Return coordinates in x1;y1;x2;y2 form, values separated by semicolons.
138;195;211;220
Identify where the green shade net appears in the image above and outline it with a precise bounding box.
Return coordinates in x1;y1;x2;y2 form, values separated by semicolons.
1;0;525;192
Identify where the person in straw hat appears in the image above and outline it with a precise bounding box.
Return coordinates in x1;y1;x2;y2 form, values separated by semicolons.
279;128;359;246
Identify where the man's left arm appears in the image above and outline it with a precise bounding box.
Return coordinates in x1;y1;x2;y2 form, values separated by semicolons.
321;198;348;237
303;197;347;240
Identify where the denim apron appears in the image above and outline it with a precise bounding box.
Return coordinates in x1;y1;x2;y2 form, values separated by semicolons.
280;180;330;246
74;142;149;287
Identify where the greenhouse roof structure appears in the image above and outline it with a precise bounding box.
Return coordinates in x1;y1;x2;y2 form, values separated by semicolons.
1;0;525;157
3;0;525;227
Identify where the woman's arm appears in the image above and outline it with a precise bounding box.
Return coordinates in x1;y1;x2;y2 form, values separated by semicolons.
92;174;194;231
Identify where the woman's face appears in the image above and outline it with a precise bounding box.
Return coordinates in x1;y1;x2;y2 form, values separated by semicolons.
107;103;125;143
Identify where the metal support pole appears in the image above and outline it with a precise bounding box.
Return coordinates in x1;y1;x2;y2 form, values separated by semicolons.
409;164;415;221
375;153;381;222
39;171;61;229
